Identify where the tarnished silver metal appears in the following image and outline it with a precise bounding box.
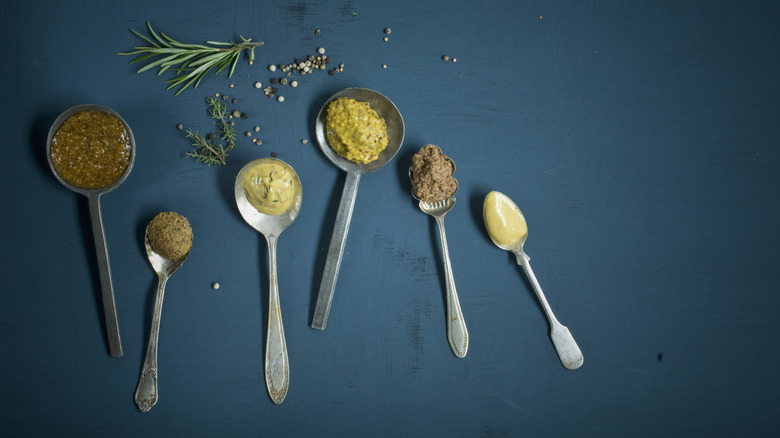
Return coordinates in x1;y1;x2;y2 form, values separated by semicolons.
134;228;189;412
417;196;469;358
486;195;583;370
46;104;136;358
311;88;404;330
234;158;302;404
410;146;468;358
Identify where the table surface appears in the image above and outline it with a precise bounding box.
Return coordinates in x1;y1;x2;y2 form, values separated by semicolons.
2;1;779;436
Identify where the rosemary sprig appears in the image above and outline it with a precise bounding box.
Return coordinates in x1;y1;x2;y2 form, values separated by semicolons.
118;22;263;96
184;97;237;166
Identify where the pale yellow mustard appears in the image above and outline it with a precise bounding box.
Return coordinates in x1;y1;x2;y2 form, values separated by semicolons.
325;97;388;164
243;161;299;215
483;191;528;248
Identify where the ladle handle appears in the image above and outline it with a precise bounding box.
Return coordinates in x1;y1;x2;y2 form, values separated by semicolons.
87;193;123;358
516;251;583;370
312;170;361;330
134;274;168;412
435;216;469;358
264;234;289;404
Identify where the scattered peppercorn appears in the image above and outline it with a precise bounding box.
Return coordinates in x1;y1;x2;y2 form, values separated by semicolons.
315;29;322;36
232;98;238;104
384;28;391;34
383;36;389;42
232;110;241;118
301;139;308;144
271;152;278;158
452;58;457;62
254;126;260;132
269;65;276;72
317;47;325;55
280;78;288;85
212;282;220;290
207;133;216;140
254;81;262;88
291;81;298;87
277;96;285;102
382;64;387;69
245;131;252;137
176;123;183;130
442;55;450;61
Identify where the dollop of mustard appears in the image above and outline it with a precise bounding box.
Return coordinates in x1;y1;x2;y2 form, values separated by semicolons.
242;161;299;215
483;191;528;248
325;97;388;164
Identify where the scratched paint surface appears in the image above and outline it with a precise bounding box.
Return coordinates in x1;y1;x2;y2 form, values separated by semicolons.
2;0;780;436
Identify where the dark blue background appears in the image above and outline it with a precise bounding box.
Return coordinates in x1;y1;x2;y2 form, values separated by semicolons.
2;1;779;436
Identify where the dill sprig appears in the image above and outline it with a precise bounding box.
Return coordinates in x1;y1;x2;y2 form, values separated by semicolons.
118;22;263;96
184;97;237;166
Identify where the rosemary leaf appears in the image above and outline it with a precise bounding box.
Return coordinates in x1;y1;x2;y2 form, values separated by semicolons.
118;22;262;95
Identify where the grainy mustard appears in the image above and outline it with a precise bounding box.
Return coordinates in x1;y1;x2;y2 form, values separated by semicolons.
325;97;388;164
147;212;193;260
49;111;131;190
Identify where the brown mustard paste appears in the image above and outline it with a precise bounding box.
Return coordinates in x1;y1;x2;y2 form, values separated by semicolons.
409;144;458;203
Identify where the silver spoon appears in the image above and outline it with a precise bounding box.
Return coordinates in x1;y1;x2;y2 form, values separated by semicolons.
410;151;468;358
134;227;190;412
235;158;302;404
311;88;404;330
46;104;135;358
483;191;583;370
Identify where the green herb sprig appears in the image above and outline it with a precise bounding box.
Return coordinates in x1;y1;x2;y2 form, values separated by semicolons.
118;22;263;96
185;97;236;166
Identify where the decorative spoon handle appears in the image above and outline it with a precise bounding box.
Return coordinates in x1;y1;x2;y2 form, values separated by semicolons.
312;170;361;330
435;216;469;358
515;251;583;370
265;234;289;404
87;193;123;357
135;274;168;411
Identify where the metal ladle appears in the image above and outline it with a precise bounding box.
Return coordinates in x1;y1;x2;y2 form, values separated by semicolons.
311;88;404;330
235;157;302;404
46;104;135;358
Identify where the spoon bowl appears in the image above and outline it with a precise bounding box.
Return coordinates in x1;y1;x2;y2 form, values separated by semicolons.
311;88;404;330
134;226;190;412
483;191;583;370
46;104;136;358
235;157;302;404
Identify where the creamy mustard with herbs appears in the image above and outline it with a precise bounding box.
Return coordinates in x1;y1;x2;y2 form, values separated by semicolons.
483;191;528;248
325;97;388;164
242;161;299;215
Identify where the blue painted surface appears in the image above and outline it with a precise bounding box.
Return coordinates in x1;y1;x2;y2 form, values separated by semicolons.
2;1;779;436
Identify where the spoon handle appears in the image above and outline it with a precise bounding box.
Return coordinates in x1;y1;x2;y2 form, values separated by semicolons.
516;252;583;370
134;274;168;412
435;216;469;358
265;234;289;404
87;193;123;358
312;170;361;330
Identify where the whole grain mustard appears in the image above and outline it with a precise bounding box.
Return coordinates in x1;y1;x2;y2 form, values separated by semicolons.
325;97;388;164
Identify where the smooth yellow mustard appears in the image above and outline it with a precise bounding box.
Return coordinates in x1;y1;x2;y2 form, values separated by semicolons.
483;191;528;248
325;97;388;164
243;162;298;215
